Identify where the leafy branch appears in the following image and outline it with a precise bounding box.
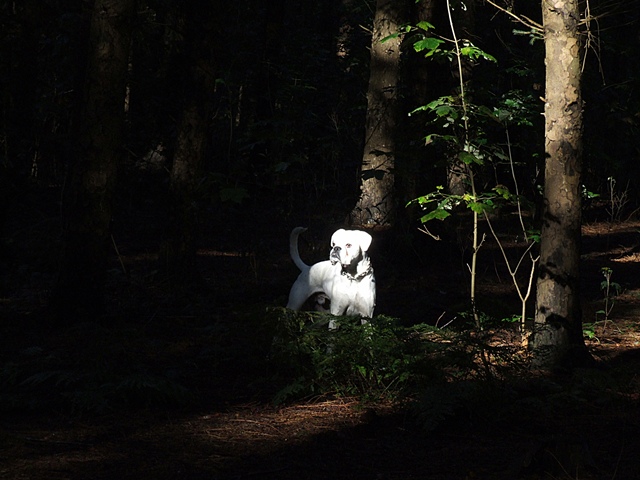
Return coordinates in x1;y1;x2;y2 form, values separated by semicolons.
404;7;540;336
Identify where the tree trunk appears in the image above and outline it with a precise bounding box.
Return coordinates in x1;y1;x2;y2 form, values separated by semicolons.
350;0;406;227
51;0;134;322
532;0;590;369
157;5;215;284
157;98;209;283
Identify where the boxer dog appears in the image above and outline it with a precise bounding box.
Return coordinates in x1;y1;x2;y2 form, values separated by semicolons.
286;227;376;318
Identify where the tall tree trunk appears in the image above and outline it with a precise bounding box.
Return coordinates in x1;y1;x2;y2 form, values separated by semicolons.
51;0;134;322
157;5;215;284
158;97;210;283
532;0;591;369
350;0;406;227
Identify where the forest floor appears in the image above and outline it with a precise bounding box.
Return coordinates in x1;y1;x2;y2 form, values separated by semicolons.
1;206;640;480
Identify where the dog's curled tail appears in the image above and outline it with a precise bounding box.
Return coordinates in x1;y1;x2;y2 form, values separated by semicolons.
289;227;309;271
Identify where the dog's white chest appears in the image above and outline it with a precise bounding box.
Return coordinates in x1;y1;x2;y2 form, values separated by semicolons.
330;271;375;317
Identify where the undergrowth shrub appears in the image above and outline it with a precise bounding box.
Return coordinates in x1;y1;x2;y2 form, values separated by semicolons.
269;310;453;404
269;308;530;431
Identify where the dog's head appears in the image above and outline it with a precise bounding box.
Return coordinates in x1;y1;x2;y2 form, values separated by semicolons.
329;229;373;269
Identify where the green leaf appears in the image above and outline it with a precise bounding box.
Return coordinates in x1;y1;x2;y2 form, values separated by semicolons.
416;21;435;31
435;105;456;118
493;151;509;162
468;201;492;214
526;230;541;242
436;198;454;210
460;45;497;63
413;37;444;53
413;195;436;205
410;97;450;115
420;209;451;223
493;185;511;199
459;151;480;165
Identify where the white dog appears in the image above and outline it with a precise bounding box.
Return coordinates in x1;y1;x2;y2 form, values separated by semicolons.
286;227;376;318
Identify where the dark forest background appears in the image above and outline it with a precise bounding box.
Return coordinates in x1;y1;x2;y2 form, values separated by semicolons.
2;1;640;478
3;0;639;265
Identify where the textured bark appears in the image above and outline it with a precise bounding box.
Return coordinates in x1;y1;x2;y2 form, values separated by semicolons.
52;0;134;322
532;0;590;369
350;0;406;227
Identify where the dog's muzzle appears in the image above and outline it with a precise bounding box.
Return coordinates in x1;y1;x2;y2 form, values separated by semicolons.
330;247;341;265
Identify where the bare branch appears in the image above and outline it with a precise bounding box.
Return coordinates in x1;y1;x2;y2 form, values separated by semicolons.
417;226;441;241
484;0;543;32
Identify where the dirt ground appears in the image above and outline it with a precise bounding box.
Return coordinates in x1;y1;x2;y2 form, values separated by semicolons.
1;214;640;480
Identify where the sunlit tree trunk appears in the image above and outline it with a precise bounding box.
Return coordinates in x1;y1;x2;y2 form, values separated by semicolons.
350;0;406;227
532;0;591;369
52;0;134;322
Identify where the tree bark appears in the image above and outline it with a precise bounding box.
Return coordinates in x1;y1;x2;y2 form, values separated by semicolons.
157;5;215;284
157;98;210;283
350;0;406;227
532;0;591;369
52;0;134;322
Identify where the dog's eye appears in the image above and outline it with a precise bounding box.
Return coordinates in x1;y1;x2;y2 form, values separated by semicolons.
346;243;352;248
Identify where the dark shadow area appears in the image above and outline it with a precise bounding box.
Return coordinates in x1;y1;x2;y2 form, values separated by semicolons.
2;193;640;479
3;373;639;479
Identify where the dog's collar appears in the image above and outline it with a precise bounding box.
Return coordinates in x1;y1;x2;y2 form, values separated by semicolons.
341;265;373;282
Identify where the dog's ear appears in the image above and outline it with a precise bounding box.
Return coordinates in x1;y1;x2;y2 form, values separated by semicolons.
354;230;373;252
330;229;346;246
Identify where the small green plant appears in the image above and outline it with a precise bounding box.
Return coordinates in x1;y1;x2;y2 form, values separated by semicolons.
605;176;630;223
582;321;599;342
581;184;600;201
583;267;623;341
596;266;621;328
502;314;524;325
